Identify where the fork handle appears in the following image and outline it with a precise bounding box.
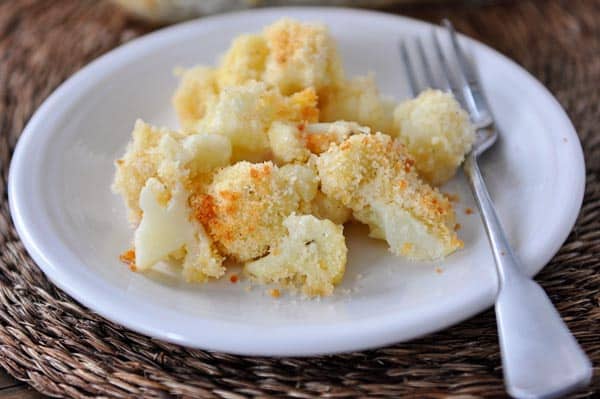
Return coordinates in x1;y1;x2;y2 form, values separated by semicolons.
463;152;591;399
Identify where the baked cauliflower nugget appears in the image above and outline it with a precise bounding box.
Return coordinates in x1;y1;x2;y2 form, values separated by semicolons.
172;19;341;129
245;214;347;297
193;161;319;262
316;132;462;260
113;120;231;281
394;89;475;185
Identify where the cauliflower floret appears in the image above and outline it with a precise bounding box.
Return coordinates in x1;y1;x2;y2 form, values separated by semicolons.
217;34;269;87
320;75;395;135
315;132;462;260
393;89;475;185
245;214;347;297
134;178;224;281
192;161;318;262
262;18;344;96
112;120;231;223
198;81;319;162
172;66;219;132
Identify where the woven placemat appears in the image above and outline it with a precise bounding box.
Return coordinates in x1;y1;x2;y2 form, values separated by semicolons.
1;0;599;397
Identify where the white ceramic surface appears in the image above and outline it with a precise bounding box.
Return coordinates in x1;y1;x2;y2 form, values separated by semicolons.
8;7;585;356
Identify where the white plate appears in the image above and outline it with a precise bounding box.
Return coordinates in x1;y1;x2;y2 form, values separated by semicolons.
8;7;585;356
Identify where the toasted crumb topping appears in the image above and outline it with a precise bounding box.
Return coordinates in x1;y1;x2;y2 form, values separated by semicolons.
444;192;460;202
202;161;318;262
190;194;216;226
119;249;137;271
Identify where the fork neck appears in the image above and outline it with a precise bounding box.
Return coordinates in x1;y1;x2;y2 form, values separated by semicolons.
463;153;525;288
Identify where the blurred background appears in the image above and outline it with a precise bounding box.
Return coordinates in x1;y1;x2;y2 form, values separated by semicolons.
110;0;503;23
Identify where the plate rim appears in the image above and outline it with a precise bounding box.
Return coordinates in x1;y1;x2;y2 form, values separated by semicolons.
8;6;586;356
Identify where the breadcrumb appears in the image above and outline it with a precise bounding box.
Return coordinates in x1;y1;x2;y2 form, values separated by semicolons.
444;192;460;203
119;249;137;271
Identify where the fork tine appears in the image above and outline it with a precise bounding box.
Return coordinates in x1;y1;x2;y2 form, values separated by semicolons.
442;19;490;125
416;38;436;89
431;28;456;95
442;20;477;86
442;19;480;119
399;40;419;97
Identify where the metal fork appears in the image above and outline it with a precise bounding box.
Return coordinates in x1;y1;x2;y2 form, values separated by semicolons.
400;20;592;399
